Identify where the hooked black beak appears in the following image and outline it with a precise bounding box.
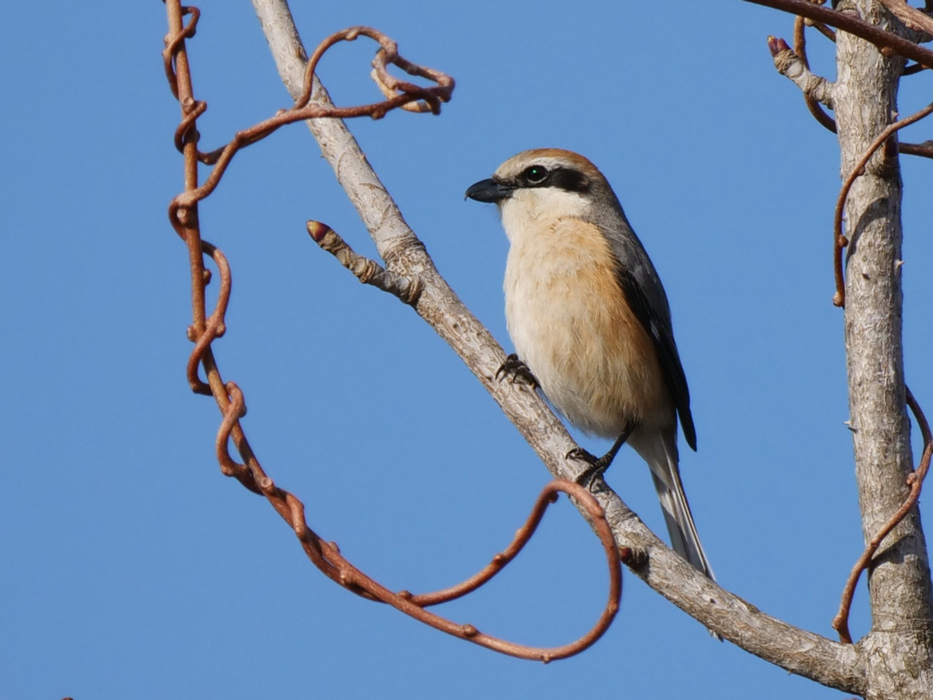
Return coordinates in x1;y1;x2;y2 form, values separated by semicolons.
465;178;513;203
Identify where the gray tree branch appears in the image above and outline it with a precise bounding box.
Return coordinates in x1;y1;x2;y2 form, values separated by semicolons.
834;2;933;698
244;0;920;694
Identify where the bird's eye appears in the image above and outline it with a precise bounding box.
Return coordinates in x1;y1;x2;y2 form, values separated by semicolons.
522;165;549;185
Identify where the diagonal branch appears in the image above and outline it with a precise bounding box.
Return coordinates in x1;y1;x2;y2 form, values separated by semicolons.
251;0;865;692
307;221;423;304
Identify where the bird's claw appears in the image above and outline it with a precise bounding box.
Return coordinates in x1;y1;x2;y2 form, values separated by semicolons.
567;448;611;491
496;353;539;389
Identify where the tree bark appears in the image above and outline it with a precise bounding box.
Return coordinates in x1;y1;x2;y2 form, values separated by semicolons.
836;2;933;697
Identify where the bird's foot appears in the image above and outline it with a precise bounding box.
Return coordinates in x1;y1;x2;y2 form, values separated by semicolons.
496;353;539;389
567;424;633;491
567;448;613;491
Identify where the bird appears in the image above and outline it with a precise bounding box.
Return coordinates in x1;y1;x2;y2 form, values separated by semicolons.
465;148;713;580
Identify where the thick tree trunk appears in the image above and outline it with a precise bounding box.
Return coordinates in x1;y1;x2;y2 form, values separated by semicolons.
836;2;933;697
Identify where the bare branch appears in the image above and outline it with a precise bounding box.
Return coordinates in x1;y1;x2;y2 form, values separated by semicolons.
600;496;864;693
745;0;933;67
806;18;838;42
250;0;868;691
767;23;933;160
900;139;933;157
769;35;836;110
307;221;422;305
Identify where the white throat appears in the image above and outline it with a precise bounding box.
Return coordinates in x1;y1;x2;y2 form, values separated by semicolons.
498;188;592;243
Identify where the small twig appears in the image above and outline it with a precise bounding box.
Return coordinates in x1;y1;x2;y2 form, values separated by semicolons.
771;22;932;159
793;18;838;132
900;139;933;158
307;221;422;305
806;19;837;42
832;387;933;643
832;101;933;307
768;35;836;112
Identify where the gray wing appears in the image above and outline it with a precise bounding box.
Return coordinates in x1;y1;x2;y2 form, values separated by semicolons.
600;210;697;451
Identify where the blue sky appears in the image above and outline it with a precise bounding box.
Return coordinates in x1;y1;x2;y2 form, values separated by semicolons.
2;2;932;699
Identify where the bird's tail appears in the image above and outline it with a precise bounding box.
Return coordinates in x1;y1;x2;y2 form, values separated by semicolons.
632;432;718;638
635;434;714;581
649;469;714;580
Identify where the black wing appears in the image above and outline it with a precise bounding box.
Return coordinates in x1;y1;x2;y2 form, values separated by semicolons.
615;268;697;451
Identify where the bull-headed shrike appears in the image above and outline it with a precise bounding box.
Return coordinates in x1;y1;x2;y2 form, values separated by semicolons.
466;148;713;580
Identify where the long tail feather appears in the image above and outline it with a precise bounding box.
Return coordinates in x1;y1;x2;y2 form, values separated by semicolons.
649;469;714;580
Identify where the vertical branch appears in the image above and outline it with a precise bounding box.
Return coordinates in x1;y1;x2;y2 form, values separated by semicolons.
835;0;933;674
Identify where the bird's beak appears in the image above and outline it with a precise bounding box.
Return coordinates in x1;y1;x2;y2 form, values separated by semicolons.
465;178;513;203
